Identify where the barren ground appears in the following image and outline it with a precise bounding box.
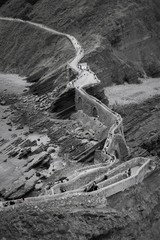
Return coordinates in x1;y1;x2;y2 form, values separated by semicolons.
105;77;160;106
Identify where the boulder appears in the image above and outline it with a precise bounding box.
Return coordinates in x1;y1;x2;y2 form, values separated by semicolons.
18;147;31;159
27;152;49;169
41;156;51;168
6;121;12;126
8;148;20;158
35;183;43;190
29;127;34;133
0;100;6;105
6;175;38;200
32;145;44;154
16;125;24;130
47;146;56;154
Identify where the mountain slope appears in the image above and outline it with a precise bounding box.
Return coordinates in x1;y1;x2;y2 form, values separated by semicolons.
0;0;160;86
0;18;74;84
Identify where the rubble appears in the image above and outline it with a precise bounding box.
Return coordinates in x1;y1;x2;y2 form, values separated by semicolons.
0;100;6;105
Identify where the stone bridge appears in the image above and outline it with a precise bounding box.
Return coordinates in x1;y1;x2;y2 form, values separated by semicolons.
0;17;155;210
66;62;129;161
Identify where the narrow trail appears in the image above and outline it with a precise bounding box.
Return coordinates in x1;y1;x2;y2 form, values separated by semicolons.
0;16;150;208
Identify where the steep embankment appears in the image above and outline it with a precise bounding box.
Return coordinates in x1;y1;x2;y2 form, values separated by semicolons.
1;0;160;87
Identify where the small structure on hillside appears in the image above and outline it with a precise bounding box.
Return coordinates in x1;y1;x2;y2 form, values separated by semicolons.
78;63;89;71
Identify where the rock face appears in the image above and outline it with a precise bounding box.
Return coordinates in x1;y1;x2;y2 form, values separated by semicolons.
51;88;76;119
0;0;160;88
18;147;31;159
0;131;51;200
122;95;160;159
0;16;74;87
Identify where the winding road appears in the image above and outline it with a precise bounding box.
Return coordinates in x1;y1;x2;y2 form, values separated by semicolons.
0;17;154;208
0;17;127;161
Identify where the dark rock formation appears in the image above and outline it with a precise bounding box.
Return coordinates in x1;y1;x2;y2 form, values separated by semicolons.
122;95;160;158
51;88;76;119
18;147;31;159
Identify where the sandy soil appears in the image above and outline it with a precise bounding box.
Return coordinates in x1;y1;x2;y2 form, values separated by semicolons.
105;78;160;106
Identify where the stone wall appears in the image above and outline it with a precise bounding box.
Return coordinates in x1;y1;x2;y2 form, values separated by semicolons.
74;85;129;161
108;157;145;177
51;157;148;195
136;159;151;182
25;158;151;206
107;134;129;161
75;88;116;132
52;164;114;194
97;172;127;189
90;158;151;199
0;158;152;209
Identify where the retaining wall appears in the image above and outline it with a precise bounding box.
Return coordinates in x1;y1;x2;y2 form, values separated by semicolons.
107;134;130;161
75;88;116;130
0;158;151;209
136;159;151;182
26;158;151;205
52;164;115;194
75;87;129;160
108;157;145;177
89;158;150;199
51;157;148;195
73;110;109;141
97;172;126;189
76;160;118;173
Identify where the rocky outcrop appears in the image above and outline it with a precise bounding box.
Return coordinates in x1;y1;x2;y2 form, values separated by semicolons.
122;95;160;158
51;88;76;119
